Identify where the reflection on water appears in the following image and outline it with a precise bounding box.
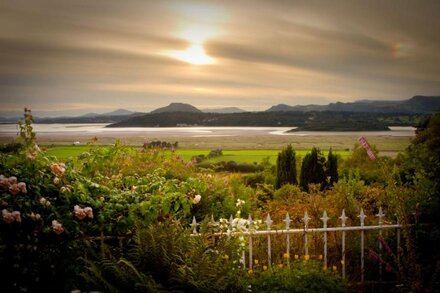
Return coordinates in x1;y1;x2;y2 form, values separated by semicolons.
0;124;416;138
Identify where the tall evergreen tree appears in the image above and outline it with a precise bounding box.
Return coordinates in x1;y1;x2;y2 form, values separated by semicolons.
275;145;297;188
300;147;326;191
325;148;339;188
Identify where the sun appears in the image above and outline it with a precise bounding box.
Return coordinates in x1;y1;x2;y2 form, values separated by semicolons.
163;44;215;65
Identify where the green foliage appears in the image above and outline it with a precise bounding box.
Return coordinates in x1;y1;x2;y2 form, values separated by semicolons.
275;145;297;188
80;220;241;292
300;147;326;191
245;262;347;293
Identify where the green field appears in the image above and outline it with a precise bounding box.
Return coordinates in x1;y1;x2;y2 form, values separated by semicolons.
44;145;350;164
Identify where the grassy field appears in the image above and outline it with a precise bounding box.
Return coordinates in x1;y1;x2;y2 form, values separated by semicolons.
44;145;350;164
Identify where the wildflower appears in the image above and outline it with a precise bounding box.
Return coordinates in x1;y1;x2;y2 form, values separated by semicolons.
223;254;229;260
254;259;259;265
193;194;201;204
9;183;20;195
332;265;337;272
263;265;268;271
30;212;41;221
0;175;8;189
283;253;290;259
8;176;17;185
84;207;93;219
39;197;51;207
11;211;21;223
2;209;15;224
17;182;27;193
278;264;283;268
74;205;86;220
248;269;253;274
53;177;60;185
236;199;245;207
26;151;36;160
378;236;394;257
131;186;137;192
340;259;345;265
318;254;323;260
304;255;310;261
323;266;327;271
52;220;64;234
50;163;66;176
294;254;299;260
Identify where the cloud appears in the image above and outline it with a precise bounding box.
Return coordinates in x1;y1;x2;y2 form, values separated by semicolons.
0;0;439;114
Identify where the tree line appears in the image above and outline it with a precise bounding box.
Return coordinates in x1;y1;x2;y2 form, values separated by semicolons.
276;145;338;191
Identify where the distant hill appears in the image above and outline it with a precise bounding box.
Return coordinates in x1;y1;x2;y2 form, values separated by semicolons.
107;111;428;131
101;109;134;116
266;96;440;114
151;103;202;114
202;107;246;113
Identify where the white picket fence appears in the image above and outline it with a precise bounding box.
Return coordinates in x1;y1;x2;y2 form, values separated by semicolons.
191;207;402;284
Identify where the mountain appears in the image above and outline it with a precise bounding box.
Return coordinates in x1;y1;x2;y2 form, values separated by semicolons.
266;96;440;114
151;103;202;114
202;107;246;113
101;109;134;116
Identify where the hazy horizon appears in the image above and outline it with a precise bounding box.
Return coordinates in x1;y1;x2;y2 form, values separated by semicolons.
1;0;440;116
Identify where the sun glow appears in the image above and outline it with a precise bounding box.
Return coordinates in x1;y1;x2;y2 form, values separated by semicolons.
163;44;215;65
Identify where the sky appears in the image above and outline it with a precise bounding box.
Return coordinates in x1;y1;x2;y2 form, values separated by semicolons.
1;0;440;116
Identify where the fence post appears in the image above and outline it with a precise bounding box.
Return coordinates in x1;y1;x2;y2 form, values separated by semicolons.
303;211;310;257
320;211;329;269
266;214;273;267
359;209;367;285
248;215;253;270
376;207;385;282
284;213;291;267
396;215;400;269
340;209;348;280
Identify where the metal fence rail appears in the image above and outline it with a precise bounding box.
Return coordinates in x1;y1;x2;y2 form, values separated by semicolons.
191;207;401;285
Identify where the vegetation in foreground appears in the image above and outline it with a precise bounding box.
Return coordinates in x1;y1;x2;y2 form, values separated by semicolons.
0;109;439;292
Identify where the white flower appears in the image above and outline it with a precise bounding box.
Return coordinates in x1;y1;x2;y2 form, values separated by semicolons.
192;194;202;204
53;177;60;185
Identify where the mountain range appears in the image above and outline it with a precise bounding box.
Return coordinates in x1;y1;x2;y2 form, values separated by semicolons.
0;96;438;124
266;96;440;113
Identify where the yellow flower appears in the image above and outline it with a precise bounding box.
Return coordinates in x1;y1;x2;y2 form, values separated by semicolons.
340;259;345;265
318;254;323;260
332;265;337;272
223;254;229;260
278;264;283;268
323;266;327;271
248;269;253;274
304;255;310;261
263;265;268;271
283;253;290;259
254;259;259;265
294;254;299;260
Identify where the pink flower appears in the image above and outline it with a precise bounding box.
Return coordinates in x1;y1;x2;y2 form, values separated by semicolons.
74;205;86;220
378;236;394;257
52;220;64;235
51;163;66;176
17;182;27;193
9;183;20;195
2;209;15;224
0;175;8;190
84;207;93;219
8;176;17;185
11;211;21;223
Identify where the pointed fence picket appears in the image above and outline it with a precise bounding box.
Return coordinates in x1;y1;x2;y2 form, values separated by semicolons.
191;207;402;285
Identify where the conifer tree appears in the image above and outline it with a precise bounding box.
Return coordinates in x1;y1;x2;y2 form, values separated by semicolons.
325;148;339;187
300;147;326;191
275;145;297;188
